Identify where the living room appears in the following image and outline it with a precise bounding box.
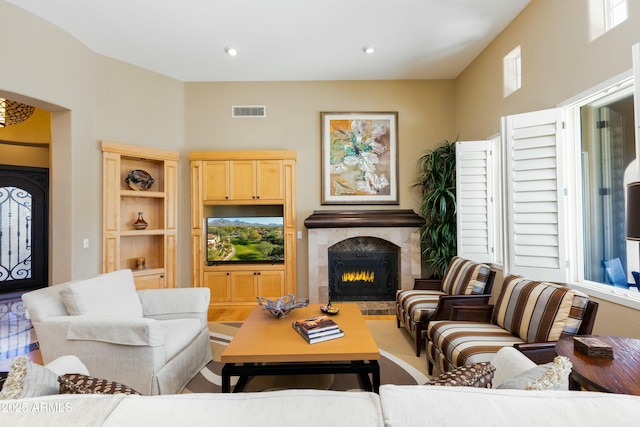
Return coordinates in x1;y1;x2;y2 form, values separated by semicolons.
2;0;640;424
3;0;639;338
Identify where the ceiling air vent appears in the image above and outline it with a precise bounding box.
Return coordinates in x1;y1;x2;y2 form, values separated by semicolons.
232;105;266;118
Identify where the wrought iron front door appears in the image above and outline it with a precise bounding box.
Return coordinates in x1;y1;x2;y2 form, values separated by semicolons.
0;165;49;294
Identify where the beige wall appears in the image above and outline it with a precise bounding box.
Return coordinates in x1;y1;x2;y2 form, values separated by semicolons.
0;1;185;284
185;81;456;293
455;0;640;337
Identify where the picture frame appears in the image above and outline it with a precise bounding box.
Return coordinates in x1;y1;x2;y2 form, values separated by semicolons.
321;112;399;205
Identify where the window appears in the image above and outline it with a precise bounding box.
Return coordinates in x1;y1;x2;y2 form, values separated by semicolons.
457;75;637;307
576;87;634;286
605;0;628;31
503;46;522;97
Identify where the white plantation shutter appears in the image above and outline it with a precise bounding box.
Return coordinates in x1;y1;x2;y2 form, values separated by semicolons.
634;43;640;154
503;108;568;282
456;140;495;263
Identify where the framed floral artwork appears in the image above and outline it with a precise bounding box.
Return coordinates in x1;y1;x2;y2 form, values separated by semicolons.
321;112;398;205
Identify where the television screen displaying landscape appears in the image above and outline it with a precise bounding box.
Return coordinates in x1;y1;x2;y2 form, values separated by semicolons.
207;217;284;263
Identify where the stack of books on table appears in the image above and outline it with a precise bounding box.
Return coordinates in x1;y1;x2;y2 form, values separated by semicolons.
292;315;344;344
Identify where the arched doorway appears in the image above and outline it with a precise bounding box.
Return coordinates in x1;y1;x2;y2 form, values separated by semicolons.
0;165;49;294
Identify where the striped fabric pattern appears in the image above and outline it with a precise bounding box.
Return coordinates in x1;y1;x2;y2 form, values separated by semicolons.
491;276;588;342
440;257;492;295
396;290;445;324
427;321;525;372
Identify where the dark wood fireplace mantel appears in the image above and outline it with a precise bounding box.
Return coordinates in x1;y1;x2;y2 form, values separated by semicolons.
304;209;425;229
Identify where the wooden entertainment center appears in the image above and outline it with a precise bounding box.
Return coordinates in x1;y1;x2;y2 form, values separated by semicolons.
189;150;297;314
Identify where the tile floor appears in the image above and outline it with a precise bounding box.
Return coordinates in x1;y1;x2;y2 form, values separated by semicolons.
0;297;41;371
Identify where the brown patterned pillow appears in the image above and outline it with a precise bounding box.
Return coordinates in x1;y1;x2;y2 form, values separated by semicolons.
427;362;495;388
58;374;141;395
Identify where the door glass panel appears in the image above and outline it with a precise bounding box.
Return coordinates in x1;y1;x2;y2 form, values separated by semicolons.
0;186;32;282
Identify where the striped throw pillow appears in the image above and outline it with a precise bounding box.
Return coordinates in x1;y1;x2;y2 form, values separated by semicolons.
491;276;586;342
440;257;492;295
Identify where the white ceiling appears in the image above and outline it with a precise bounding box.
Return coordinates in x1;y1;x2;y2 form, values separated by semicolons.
7;0;531;82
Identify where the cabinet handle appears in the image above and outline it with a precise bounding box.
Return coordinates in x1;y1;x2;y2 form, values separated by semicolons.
225;196;229;199
226;272;230;276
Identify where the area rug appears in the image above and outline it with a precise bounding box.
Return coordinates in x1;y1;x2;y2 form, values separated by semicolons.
183;320;431;393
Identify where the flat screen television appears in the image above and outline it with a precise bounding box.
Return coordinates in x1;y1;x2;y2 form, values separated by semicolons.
206;216;284;264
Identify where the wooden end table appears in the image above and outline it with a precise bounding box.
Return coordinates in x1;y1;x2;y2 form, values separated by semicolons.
220;303;380;393
555;335;640;395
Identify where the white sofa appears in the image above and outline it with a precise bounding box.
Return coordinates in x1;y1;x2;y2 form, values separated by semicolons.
3;349;640;426
21;269;212;395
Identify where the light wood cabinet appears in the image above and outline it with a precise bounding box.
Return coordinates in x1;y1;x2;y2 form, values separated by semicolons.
102;141;179;289
202;159;284;202
191;150;296;315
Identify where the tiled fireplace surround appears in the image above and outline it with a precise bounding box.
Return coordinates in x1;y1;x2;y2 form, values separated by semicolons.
305;210;424;315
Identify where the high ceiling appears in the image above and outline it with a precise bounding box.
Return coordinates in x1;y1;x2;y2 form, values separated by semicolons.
7;0;531;82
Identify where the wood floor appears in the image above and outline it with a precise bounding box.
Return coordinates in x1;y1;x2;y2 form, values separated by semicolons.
0;303;394;372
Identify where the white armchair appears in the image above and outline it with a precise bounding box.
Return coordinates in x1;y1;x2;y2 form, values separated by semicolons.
22;269;212;395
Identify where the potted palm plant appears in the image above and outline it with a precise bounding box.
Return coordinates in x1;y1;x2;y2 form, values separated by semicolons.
414;139;457;278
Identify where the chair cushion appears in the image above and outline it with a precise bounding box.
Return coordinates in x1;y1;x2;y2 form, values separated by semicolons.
427;320;525;371
396;290;445;323
440;257;492;295
60;269;143;318
491;276;587;342
158;318;203;361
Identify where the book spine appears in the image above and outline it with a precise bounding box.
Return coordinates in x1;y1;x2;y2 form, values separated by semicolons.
307;330;344;344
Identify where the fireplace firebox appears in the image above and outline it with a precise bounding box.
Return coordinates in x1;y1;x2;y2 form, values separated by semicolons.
327;237;398;302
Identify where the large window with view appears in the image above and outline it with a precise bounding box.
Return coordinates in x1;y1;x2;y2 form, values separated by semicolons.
578;87;635;287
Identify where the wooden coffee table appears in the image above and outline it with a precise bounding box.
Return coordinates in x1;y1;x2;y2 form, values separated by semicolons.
220;303;380;393
555;335;640;395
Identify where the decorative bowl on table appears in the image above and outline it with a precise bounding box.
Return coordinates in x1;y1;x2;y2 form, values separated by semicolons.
257;294;308;319
320;304;340;315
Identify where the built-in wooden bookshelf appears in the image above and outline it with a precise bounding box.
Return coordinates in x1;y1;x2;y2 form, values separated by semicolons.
102;141;179;289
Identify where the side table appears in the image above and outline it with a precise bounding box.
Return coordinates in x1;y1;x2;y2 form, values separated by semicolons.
555;335;640;395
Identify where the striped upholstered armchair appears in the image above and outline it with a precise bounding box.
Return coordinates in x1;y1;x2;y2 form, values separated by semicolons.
426;275;599;375
395;257;495;356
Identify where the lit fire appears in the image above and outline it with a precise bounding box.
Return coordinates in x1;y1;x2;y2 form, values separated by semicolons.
341;271;375;283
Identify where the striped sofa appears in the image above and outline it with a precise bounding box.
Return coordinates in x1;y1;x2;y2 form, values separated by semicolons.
426;275;598;374
396;257;495;356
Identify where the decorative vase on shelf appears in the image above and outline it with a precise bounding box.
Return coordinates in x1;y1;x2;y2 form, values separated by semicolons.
133;212;148;230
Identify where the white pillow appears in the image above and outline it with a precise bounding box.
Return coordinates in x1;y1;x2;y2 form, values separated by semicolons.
0;356;58;399
496;356;572;391
60;269;143;318
45;355;90;376
490;347;537;389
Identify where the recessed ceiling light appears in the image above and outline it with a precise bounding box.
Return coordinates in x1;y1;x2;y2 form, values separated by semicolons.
225;47;238;56
362;46;375;54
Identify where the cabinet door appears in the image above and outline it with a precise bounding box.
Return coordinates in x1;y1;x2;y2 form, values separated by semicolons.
256;160;284;201
256;270;285;299
204;271;231;302
229;160;256;200
203;161;230;200
230;271;257;301
134;273;165;290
